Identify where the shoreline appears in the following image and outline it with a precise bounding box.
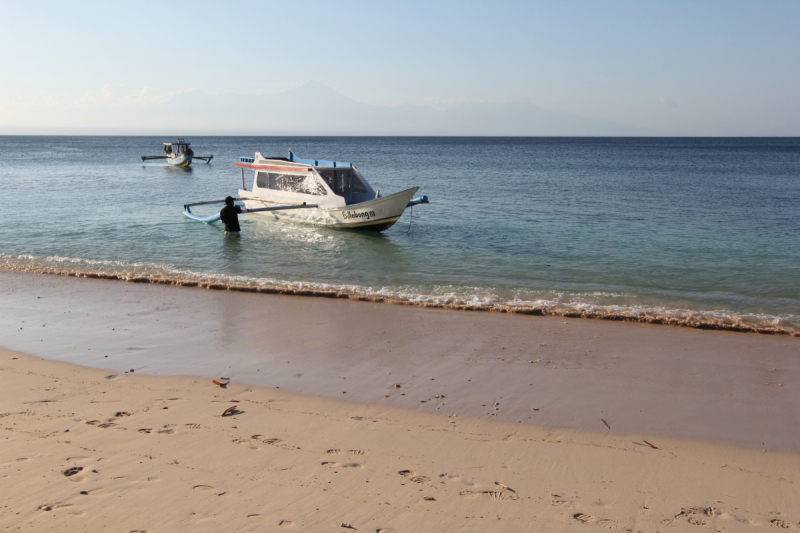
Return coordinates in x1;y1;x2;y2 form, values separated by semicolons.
1;262;796;337
2;348;798;532
2;269;799;453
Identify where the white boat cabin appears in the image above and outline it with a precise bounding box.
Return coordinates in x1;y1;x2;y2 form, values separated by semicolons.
236;151;377;209
164;139;193;156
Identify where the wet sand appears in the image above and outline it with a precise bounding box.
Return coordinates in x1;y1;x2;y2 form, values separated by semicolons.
1;270;799;452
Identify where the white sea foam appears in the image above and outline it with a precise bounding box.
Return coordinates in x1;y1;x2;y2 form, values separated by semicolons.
1;253;797;336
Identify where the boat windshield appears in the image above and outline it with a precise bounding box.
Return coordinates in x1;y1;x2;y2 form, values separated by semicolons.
318;169;368;197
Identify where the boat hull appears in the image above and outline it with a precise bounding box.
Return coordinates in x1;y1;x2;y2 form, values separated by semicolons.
240;187;419;231
167;152;193;167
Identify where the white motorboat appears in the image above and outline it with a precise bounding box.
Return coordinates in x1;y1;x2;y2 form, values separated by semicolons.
142;139;213;167
228;150;428;231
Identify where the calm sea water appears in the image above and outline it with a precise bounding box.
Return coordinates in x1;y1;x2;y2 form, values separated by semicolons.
1;136;798;334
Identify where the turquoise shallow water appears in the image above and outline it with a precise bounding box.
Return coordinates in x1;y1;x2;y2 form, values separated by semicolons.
1;136;798;334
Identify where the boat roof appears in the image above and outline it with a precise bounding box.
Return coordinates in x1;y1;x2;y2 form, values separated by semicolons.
164;139;190;146
236;151;354;171
288;150;352;168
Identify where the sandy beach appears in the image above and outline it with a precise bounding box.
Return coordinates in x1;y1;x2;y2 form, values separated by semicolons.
2;270;800;531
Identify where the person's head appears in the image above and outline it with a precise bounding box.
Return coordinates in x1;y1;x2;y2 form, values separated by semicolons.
225;196;234;206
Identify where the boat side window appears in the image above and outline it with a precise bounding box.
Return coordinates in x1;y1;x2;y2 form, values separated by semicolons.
317;170;365;196
256;172;268;188
268;173;325;196
348;171;368;193
320;171;335;191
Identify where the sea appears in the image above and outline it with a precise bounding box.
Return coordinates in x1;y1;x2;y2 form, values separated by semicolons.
1;136;798;335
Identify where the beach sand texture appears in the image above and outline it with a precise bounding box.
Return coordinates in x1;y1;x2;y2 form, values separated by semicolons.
2;351;799;533
1;271;799;531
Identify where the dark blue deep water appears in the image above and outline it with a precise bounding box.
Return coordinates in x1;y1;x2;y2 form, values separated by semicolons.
1;136;798;334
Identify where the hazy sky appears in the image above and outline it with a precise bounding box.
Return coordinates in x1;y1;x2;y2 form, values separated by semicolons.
1;0;799;135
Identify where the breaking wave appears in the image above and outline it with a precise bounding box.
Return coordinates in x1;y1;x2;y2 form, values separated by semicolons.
1;253;797;337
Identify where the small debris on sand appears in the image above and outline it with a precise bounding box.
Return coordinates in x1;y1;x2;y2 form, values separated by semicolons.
63;466;83;477
495;481;516;493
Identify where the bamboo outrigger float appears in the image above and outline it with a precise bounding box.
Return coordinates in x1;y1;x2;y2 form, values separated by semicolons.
142;139;213;167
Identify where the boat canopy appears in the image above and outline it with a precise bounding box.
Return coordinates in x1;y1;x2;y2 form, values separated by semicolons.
288;150;352;168
164;138;190;147
164;139;191;155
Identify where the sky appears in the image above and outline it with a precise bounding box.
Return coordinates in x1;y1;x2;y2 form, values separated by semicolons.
1;0;799;135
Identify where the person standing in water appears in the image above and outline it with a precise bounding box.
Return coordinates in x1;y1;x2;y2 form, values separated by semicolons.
220;196;245;236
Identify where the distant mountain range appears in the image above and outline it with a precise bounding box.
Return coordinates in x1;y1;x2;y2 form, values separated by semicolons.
1;82;653;136
147;82;651;136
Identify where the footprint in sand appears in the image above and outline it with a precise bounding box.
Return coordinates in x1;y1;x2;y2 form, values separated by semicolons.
411;476;430;484
138;428;152;434
115;411;132;417
185;424;201;430
551;496;574;507
342;463;363;469
63;466;83;477
233;438;260;450
157;428;175;434
251;436;282;445
278;520;294;527
193;485;215;491
97;422;116;429
665;506;718;527
770;519;793;529
596;519;623;529
574;513;595;524
484;490;518;501
327;449;365;456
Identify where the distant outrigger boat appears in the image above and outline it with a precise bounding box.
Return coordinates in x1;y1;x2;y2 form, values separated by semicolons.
141;139;213;167
183;150;428;231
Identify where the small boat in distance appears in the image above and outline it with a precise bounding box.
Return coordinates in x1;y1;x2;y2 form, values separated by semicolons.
141;139;213;167
183;150;428;231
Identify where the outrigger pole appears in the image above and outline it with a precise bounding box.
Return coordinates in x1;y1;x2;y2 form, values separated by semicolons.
140;155;213;163
182;200;318;224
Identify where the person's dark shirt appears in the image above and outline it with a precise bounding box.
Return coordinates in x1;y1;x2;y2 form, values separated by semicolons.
220;205;242;232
